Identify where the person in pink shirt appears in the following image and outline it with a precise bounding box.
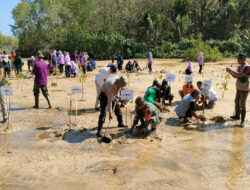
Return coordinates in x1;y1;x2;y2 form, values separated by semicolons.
198;52;204;74
58;50;64;74
80;52;87;74
64;52;71;78
70;61;78;77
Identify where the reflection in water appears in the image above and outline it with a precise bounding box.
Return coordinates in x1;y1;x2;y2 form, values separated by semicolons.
227;128;245;189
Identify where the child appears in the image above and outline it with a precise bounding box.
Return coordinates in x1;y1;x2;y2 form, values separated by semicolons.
48;61;54;75
161;79;174;105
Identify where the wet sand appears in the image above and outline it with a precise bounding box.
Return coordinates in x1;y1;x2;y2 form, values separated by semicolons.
0;58;249;190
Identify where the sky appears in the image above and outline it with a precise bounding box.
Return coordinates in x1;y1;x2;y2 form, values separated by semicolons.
0;0;21;37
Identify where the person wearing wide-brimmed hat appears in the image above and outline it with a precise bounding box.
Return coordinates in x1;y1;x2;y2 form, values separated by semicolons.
226;53;249;127
97;75;128;137
32;51;52;109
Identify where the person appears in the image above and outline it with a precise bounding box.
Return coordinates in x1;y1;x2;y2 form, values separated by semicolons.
161;79;174;105
226;53;250;127
80;52;87;74
117;55;124;70
148;52;153;73
179;82;195;98
131;96;162;135
185;62;193;75
73;51;79;64
28;56;35;72
10;51;16;71
198;52;204;74
197;81;218;110
133;60;140;72
48;61;54;75
52;50;58;68
13;53;23;75
125;60;133;72
58;50;64;74
48;50;52;62
89;51;95;61
32;51;52;109
175;89;206;123
2;51;11;78
97;76;128;137
95;65;117;111
64;52;71;78
144;80;162;111
0;60;8;123
70;61;78;77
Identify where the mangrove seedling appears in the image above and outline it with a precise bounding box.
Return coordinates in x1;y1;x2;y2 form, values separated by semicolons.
80;74;86;99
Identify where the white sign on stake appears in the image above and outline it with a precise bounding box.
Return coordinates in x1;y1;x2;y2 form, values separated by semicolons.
1;86;13;96
121;89;134;100
166;74;176;82
185;75;193;83
70;86;82;94
202;80;212;90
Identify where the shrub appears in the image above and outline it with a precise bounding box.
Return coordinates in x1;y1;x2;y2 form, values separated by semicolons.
183;39;223;62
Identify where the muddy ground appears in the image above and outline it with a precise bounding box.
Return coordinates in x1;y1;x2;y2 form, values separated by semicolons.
0;58;249;190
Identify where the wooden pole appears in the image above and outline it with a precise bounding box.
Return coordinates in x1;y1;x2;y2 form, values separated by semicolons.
7;95;10;129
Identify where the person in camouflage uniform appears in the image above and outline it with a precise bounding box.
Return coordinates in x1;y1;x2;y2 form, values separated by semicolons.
131;96;162;134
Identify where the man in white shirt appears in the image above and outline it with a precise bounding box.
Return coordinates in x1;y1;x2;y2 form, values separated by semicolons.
95;64;117;111
197;81;218;109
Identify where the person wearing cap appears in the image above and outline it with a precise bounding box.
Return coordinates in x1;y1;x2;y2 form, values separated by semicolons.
175;89;206;123
196;81;218;110
32;51;52;109
226;53;249;127
131;96;162;135
97;75;128;137
95;65;117;111
161;79;174;105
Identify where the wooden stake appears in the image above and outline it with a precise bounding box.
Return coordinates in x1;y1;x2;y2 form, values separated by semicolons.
7;95;10;129
69;99;72;129
75;92;78;125
126;106;128;125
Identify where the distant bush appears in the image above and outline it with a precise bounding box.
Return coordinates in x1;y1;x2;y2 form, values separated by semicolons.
183;39;223;62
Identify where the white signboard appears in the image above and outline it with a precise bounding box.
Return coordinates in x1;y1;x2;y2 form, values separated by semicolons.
1;86;13;96
185;75;193;83
166;74;176;82
202;80;212;90
70;86;82;94
121;89;134;101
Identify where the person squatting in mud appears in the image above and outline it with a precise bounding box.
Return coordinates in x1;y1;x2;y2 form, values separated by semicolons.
131;96;163;135
97;75;128;137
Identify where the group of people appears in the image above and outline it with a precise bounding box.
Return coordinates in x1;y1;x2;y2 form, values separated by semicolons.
0;50;24;77
28;50;96;78
184;52;205;75
93;53;248;138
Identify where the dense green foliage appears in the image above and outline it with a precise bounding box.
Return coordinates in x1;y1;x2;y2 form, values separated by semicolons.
0;32;18;52
11;0;250;61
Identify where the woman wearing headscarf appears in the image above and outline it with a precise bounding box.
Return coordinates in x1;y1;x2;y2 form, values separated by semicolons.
58;50;64;74
64;52;71;78
148;52;153;73
185;62;193;75
198;52;204;74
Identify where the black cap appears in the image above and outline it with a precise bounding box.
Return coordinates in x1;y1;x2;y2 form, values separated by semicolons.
238;53;247;59
110;64;117;73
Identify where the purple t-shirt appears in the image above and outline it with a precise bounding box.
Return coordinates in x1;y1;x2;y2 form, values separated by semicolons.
32;60;49;85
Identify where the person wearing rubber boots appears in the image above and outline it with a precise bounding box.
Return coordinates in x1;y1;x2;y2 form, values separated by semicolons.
97;75;128;137
226;53;249;127
32;51;52;109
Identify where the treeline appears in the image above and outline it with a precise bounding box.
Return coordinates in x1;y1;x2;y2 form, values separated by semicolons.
12;0;250;60
0;32;18;52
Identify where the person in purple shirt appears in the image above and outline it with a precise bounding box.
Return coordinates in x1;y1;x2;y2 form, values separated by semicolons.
32;51;52;109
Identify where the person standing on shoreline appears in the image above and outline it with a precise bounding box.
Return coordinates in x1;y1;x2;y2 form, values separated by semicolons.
32;51;52;109
226;53;249;127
